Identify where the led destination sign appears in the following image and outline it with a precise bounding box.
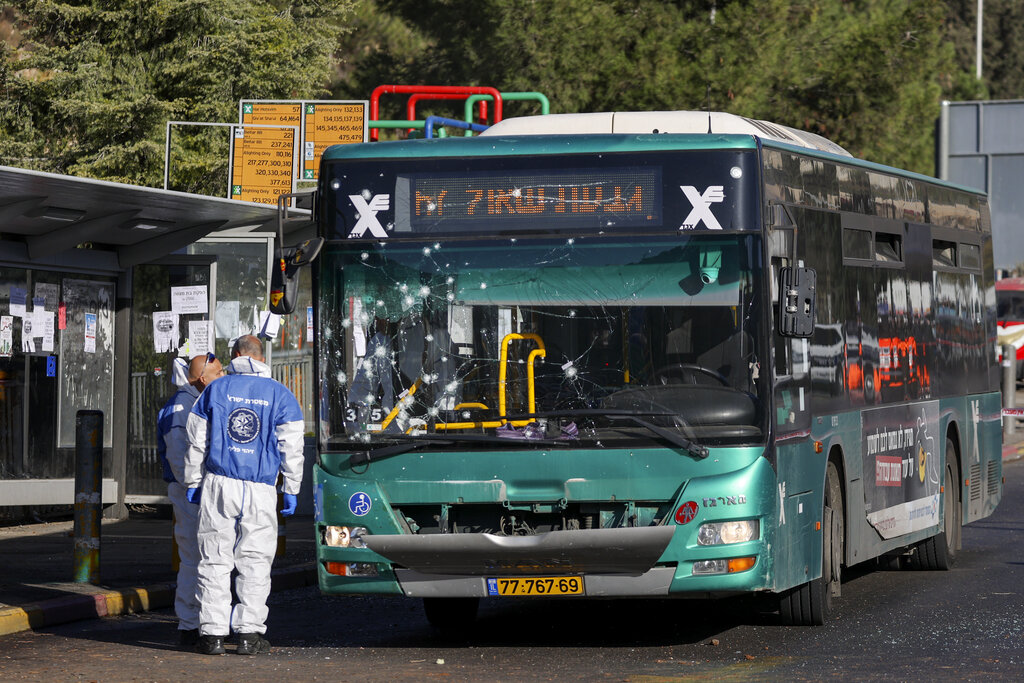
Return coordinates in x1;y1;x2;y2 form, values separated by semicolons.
405;167;661;230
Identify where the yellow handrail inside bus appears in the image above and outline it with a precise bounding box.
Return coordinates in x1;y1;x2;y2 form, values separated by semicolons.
454;402;489;411
433;332;546;431
376;377;422;431
499;333;546;426
428;401;500;431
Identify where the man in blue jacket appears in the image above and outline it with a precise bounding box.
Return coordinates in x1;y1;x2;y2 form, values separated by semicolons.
184;334;305;656
156;354;223;647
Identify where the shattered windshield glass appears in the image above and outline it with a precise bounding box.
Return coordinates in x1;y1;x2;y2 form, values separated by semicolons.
318;234;767;450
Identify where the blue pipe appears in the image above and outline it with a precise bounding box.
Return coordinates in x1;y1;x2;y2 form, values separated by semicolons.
424;116;489;139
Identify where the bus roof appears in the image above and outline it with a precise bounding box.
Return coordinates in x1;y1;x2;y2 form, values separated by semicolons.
320;131;760;162
321;111;986;198
482;112;986;198
481;111;853;157
996;277;1024;291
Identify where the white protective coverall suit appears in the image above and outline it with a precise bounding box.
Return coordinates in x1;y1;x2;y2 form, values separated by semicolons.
184;356;304;637
156;357;201;632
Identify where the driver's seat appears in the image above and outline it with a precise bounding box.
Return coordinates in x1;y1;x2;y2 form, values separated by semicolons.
696;330;751;390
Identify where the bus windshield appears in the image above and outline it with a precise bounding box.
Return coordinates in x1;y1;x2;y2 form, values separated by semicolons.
318;233;768;450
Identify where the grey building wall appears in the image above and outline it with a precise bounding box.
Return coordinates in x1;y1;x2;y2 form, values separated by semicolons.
938;100;1024;270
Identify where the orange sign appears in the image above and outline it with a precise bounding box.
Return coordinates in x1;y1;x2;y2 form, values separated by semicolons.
241;101;301;127
239;100;367;181
301;102;367;180
229;125;295;205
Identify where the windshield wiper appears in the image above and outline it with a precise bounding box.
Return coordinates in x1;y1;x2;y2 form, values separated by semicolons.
347;437;454;467
504;409;710;459
346;431;572;467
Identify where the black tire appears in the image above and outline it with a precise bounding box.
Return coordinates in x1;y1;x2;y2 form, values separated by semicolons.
780;460;844;626
877;554;903;571
909;438;960;570
422;597;479;630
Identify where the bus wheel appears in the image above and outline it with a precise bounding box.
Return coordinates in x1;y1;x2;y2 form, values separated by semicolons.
909;438;960;570
423;597;479;630
779;460;843;625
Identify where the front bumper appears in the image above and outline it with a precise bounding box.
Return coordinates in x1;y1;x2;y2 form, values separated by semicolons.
364;526;674;575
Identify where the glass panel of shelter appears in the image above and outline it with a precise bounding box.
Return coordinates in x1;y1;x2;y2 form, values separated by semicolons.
0;268;117;484
127;259;214;497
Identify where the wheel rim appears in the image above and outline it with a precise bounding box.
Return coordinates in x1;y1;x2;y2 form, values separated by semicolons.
943;465;955;549
825;462;843;590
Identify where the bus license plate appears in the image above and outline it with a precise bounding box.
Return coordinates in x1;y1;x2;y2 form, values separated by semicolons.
487;576;584;596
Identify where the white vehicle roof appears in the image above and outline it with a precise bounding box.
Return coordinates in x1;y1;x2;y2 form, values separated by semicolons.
481;111;852;157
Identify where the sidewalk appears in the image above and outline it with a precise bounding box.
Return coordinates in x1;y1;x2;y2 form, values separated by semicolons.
0;512;316;637
1002;428;1024;462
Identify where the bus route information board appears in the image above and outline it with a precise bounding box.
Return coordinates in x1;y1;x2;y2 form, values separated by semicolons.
240;101;301;128
302;102;368;180
229;125;296;204
239;100;368;182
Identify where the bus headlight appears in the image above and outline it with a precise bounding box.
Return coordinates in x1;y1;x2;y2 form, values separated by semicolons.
692;557;757;575
696;520;759;546
323;525;369;548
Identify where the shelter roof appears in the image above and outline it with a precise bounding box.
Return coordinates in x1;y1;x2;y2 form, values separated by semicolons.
0;165;309;269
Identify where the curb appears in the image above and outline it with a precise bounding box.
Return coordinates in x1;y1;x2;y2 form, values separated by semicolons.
0;563;316;637
1002;436;1024;463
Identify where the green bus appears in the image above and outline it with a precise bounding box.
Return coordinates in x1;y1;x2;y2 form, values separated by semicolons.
311;112;1002;626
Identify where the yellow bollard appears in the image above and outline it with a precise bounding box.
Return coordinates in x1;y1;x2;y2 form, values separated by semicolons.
73;410;103;584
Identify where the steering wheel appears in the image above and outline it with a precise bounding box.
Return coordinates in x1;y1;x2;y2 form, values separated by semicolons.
653;363;730;387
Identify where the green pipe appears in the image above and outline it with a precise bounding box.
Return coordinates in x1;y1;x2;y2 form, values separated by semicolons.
463;92;551;135
370;120;427;140
370;120;426;129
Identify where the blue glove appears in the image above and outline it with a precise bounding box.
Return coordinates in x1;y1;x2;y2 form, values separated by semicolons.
186;487;201;504
280;493;297;517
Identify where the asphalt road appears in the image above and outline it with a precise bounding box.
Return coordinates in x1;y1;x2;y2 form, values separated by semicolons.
2;462;1022;682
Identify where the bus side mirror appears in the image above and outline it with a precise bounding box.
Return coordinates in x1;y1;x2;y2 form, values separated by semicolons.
779;266;815;337
270;237;324;315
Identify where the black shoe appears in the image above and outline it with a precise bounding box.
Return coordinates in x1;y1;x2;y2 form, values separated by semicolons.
178;628;199;647
196;634;226;655
235;632;271;655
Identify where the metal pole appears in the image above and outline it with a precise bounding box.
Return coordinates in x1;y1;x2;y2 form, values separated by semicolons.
976;0;983;81
163;121;172;190
1002;345;1016;438
73;410;104;583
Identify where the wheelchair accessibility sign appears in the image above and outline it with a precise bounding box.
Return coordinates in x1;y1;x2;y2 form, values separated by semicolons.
348;491;372;517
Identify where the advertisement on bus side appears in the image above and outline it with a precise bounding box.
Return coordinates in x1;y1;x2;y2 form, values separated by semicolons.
862;401;941;539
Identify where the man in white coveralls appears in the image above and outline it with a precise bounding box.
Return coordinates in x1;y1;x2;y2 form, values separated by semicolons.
184;334;305;655
157;354;223;647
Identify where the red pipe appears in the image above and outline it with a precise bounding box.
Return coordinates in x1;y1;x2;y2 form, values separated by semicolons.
406;93;488;126
370;85;503;141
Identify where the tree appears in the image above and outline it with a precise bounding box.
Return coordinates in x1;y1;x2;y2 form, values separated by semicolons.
339;0;962;174
944;0;1024;101
0;0;354;191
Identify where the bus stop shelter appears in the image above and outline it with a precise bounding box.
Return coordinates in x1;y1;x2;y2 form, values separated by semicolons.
0;165;312;520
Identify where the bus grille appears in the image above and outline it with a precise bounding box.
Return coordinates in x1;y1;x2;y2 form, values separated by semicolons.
969;463;982;502
987;460;1000;497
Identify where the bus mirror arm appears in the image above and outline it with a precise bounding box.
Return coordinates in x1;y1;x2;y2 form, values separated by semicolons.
269;237;325;315
778;266;816;338
287;236;325;269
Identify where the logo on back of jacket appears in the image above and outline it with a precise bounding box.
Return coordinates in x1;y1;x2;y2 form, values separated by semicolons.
228;407;261;443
